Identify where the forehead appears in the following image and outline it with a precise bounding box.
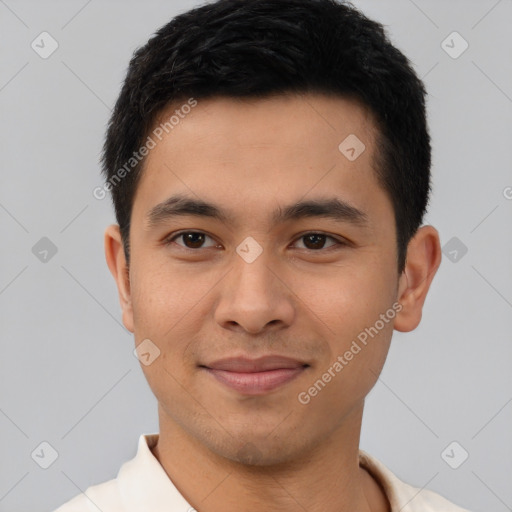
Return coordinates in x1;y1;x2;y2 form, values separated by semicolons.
132;93;390;232
151;93;377;154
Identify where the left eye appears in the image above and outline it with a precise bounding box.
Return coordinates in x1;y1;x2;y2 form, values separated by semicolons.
292;233;341;250
163;231;343;251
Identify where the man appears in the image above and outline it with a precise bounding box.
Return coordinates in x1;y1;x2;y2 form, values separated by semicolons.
55;0;471;510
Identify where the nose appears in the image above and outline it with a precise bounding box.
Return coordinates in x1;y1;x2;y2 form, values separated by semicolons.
214;248;295;335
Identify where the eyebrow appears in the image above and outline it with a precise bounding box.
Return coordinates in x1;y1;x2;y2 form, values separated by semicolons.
145;193;369;230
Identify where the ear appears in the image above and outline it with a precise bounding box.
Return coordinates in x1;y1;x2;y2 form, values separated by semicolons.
104;224;134;333
394;225;442;332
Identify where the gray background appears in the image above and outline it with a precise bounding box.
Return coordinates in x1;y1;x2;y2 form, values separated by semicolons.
1;0;511;511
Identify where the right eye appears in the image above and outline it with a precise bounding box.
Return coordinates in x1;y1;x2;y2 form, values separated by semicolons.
163;231;220;250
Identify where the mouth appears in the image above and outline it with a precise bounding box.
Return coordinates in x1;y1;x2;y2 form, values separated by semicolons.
199;355;310;395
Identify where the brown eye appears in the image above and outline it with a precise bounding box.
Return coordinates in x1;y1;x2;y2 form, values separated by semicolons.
163;231;344;252
293;233;342;251
164;231;217;249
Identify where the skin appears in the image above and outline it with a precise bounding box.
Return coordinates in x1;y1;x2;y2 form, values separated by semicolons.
105;93;441;512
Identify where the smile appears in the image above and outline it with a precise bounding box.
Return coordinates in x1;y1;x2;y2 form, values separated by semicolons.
200;355;310;395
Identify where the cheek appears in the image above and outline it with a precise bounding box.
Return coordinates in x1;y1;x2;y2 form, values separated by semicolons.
292;259;395;395
293;259;395;336
129;261;223;368
130;266;204;405
130;261;202;331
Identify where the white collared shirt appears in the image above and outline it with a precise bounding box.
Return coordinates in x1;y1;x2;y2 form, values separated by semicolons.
53;433;470;512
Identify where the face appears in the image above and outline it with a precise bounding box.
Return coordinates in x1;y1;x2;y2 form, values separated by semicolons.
106;93;424;465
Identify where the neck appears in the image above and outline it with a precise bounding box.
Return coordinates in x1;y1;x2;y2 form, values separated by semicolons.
151;401;389;512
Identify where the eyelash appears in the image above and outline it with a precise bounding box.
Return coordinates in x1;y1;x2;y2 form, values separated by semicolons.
162;230;347;252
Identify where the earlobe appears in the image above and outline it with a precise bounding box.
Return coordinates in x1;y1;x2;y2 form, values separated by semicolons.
104;224;135;333
394;225;442;333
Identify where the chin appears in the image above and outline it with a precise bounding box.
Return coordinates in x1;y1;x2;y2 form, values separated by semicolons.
204;430;313;468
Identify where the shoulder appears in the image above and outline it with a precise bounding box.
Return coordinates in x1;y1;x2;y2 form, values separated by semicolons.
52;477;122;512
358;450;472;512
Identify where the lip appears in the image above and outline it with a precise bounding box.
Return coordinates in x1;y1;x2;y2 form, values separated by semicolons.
200;356;309;395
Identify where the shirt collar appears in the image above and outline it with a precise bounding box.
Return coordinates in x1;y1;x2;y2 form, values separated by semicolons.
117;433;425;512
118;433;193;512
359;448;422;511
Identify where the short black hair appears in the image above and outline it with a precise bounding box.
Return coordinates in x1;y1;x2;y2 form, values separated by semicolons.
101;0;431;274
